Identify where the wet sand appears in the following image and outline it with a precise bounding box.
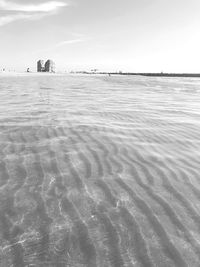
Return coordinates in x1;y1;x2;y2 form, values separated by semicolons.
0;74;200;266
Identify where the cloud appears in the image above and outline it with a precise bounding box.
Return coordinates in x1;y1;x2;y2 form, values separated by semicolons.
0;13;30;26
28;38;87;56
55;39;84;47
0;13;48;26
0;0;67;26
0;0;67;12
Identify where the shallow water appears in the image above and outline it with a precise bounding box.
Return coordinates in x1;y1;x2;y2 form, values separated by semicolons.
0;74;200;267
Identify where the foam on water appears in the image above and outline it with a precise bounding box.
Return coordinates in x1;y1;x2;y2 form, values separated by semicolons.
0;74;200;266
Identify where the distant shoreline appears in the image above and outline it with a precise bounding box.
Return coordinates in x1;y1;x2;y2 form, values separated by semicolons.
71;71;200;78
0;72;63;76
1;71;200;78
94;72;200;78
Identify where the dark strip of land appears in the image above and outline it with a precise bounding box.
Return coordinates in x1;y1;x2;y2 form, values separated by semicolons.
107;73;200;77
77;72;200;77
124;73;200;77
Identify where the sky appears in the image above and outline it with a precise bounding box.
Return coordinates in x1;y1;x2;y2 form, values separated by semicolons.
1;0;200;72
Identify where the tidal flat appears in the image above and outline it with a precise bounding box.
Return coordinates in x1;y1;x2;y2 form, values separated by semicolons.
0;74;200;267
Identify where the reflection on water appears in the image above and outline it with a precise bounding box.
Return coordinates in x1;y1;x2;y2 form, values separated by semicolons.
0;74;200;266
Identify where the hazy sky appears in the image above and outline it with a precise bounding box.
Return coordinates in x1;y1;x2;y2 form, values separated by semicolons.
1;0;200;72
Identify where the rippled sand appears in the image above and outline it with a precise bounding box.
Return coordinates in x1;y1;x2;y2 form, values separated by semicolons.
0;74;200;267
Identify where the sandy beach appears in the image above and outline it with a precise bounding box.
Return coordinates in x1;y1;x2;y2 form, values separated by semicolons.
0;74;200;266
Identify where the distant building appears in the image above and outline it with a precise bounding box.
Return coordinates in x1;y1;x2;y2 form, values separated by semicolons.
37;59;55;73
37;60;45;72
45;60;55;73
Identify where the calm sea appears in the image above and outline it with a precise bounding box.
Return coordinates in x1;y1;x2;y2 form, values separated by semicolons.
0;74;200;267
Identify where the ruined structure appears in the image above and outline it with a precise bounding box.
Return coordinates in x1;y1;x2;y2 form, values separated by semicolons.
37;59;55;73
45;60;55;73
37;60;45;72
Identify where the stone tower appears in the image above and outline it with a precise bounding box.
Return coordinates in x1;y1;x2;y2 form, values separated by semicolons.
37;60;45;72
45;60;55;73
